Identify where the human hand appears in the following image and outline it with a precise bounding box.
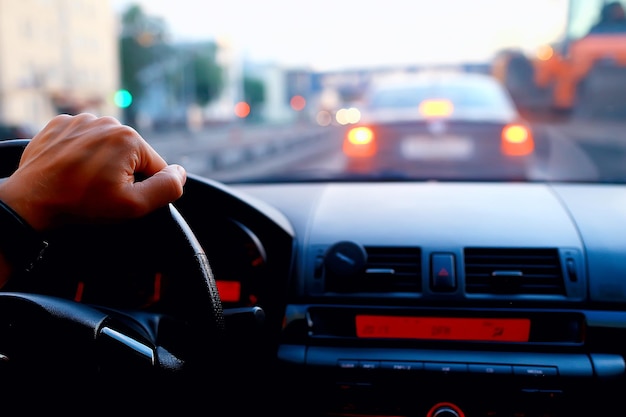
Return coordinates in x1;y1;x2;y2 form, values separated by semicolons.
0;113;186;232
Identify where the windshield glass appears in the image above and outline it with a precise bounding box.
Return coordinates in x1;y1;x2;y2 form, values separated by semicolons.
2;0;626;183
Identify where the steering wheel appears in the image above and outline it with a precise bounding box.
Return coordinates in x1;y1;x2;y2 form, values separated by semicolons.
0;139;226;413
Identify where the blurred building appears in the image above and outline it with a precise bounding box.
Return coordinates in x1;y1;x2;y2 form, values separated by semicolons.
204;37;303;125
211;37;241;122
257;63;293;123
0;0;120;130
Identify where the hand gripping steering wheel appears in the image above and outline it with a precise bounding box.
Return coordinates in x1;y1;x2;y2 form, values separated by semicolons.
0;139;226;414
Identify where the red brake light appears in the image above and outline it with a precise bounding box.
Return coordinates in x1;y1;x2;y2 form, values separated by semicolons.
501;124;534;156
418;99;454;118
343;126;377;157
347;126;374;145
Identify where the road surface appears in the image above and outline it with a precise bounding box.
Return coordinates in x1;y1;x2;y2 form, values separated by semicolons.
144;119;626;183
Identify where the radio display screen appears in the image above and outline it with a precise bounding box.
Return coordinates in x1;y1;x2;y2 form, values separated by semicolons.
355;315;531;342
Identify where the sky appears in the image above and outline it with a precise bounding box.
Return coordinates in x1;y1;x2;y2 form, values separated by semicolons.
111;0;569;71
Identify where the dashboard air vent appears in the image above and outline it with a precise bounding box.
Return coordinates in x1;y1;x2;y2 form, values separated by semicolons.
324;246;421;293
464;248;565;295
357;246;422;293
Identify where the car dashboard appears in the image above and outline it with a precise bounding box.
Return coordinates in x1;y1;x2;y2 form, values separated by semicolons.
170;175;626;417
25;171;626;417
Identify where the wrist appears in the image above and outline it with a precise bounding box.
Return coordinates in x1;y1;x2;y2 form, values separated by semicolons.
0;179;51;232
0;199;49;273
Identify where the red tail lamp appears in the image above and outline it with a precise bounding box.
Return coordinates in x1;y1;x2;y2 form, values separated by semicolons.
501;123;534;156
343;126;377;157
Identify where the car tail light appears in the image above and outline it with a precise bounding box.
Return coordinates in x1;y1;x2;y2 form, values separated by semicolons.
418;99;454;118
501;124;534;156
343;126;377;157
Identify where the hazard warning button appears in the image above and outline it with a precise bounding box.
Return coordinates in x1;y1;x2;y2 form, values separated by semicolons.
430;253;456;292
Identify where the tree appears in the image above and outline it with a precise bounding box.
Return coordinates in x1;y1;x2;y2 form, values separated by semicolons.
243;77;265;121
190;43;224;107
118;5;225;126
118;4;171;126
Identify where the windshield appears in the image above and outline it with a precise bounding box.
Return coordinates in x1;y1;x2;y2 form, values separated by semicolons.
2;0;626;183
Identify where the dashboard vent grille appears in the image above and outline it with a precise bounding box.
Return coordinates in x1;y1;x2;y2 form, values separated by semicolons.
464;248;564;295
356;246;422;293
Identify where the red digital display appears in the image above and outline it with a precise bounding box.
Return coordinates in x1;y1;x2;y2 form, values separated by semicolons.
215;280;241;303
355;315;531;342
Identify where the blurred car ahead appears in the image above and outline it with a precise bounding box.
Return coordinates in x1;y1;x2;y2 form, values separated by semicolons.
343;71;535;180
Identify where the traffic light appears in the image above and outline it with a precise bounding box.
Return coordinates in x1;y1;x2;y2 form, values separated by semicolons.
114;89;133;108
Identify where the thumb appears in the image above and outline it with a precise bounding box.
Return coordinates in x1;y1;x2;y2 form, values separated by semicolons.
131;164;187;216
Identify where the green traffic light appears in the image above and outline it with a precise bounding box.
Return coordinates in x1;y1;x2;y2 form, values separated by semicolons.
114;89;133;108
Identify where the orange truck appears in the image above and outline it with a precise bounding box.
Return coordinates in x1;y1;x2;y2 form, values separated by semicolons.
493;0;626;119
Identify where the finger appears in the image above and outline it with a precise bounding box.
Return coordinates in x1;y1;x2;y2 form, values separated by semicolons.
134;138;169;177
127;164;187;216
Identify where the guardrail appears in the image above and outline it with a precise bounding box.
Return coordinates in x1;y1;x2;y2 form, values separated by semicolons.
146;122;346;177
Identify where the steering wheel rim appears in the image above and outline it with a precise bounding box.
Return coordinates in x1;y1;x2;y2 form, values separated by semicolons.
0;139;225;409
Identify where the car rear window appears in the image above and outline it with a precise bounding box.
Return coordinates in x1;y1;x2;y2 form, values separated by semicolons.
367;79;512;111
